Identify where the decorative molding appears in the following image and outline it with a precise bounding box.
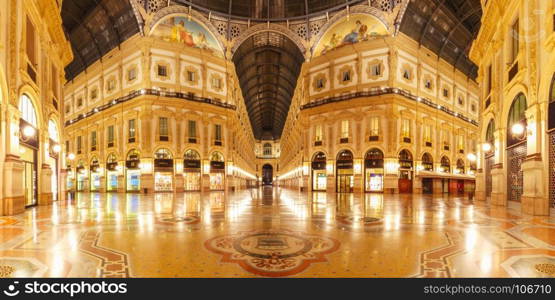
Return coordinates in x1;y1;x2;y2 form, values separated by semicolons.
230;23;308;57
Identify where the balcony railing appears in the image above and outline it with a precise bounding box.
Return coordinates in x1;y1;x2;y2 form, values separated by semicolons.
301;88;479;127
65;89;236;127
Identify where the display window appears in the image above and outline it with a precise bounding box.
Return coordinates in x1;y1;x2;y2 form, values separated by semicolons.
210;173;224;190
312;170;327;191
107;172;118;191
155;172;173;192
365;168;383;192
90;173;101;191
184;172;201;191
127;170;141;191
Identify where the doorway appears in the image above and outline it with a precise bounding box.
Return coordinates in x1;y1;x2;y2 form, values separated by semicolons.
262;164;273;185
336;150;354;193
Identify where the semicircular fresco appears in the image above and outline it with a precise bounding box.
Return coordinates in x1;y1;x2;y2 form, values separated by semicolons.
150;14;224;57
313;13;389;57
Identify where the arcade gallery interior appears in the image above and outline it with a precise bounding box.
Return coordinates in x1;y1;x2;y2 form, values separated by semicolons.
0;0;554;278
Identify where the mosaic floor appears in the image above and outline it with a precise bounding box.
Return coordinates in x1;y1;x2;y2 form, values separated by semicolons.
1;187;554;278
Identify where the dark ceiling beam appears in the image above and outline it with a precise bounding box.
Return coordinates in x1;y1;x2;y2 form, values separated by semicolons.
437;7;481;58
233;45;305;67
239;72;297;92
419;0;447;45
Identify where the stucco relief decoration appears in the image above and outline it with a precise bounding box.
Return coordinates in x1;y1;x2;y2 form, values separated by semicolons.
313;14;389;57
150;14;224;58
183;66;199;86
401;63;413;82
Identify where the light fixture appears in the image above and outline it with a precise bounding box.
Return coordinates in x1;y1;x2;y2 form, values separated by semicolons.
52;144;61;153
467;153;477;162
68;153;76;160
482;143;492;152
22;125;35;138
511;123;525;136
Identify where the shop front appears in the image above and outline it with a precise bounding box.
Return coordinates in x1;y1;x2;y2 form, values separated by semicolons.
154;148;174;192
398;150;413;193
364;148;384;192
184;149;201;191
421;153;433;194
90;157;101;192
76;160;86;192
126;149;141;192
106;154;119;192
311;152;327;191
18;95;39;207
210;152;225;191
336;150;354;193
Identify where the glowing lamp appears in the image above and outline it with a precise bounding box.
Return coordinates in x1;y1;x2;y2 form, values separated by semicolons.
511;123;525;136
68;153;76;160
467;153;477;162
52;144;61;153
23;125;36;137
482;143;491;152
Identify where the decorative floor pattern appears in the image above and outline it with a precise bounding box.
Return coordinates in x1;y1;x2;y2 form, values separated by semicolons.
0;188;554;277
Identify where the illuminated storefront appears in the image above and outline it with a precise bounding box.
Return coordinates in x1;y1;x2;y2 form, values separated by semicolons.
311;152;327;191
106;153;119;192
364;148;384;192
398;150;413;193
76;160;86;192
154;148;174;192
90;157;101;191
183;149;201;191
336;150;354;193
126;149;141;192
210;152;225;191
18;95;39;207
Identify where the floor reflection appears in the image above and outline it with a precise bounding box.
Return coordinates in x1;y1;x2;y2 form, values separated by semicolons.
0;187;553;277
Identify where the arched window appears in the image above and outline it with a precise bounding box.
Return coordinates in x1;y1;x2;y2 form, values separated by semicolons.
336;149;353;161
440;156;451;172
127;149;140;161
48;120;59;142
485;119;495;145
507;93;527;146
210;151;224;162
154;148;172;159
421;153;433;171
19;94;37;127
107;153;117;164
263;143;272;156
184;149;200;160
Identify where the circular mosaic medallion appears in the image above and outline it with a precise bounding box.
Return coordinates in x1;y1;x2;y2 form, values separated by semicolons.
535;263;555;276
0;265;15;278
205;229;340;277
232;232;312;259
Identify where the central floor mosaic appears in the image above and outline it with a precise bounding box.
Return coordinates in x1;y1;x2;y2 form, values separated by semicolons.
0;187;554;277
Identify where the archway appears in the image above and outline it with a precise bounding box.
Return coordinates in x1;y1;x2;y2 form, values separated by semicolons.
126;149;141;192
19;94;39;206
154;148;173;192
398;149;413;193
336;149;354;193
311;152;327;191
484;119;495;197
364;148;384;192
506;93;527;202
209;152;225;190
184;149;201;191
262;164;273;185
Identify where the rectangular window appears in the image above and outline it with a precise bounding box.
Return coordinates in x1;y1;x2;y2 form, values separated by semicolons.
91;88;98;101
511;19;519;63
65;140;70;152
342;71;351;82
369;117;379;136
212;77;221;90
487;64;492;95
128;68;136;81
341;120;349;138
443;88;449;98
157;65;167;77
128;119;136;142
371;64;381;76
214;124;222;141
188;120;197;138
65;104;71;114
315;125;323;141
77;136;82;154
401;119;410;138
159;117;168;140
443;129;450;147
187;71;195;82
77;97;83;107
91;131;97;150
423;125;432;144
457;135;464;151
107;125;114;147
26;17;36;65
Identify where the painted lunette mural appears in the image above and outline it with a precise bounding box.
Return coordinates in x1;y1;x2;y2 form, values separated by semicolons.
150;15;224;57
313;14;389;57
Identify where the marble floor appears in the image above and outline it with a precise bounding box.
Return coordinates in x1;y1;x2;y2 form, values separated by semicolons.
0;187;554;278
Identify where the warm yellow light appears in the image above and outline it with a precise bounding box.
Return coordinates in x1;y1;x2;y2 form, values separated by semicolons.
68;153;76;160
467;153;477;162
52;144;61;153
482;143;491;152
23;125;35;137
511;123;524;136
